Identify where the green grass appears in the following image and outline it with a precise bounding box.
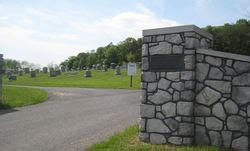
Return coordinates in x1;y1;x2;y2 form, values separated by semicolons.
87;125;227;151
0;86;48;109
3;69;141;89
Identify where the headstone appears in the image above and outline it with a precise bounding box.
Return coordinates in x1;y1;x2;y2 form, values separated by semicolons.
50;71;57;77
24;68;30;74
102;65;108;72
85;70;92;77
96;64;101;70
7;70;12;78
30;71;36;78
19;70;23;76
110;63;116;69
61;66;66;72
92;65;96;70
43;67;48;73
115;66;121;75
8;75;17;80
49;68;54;73
55;70;61;76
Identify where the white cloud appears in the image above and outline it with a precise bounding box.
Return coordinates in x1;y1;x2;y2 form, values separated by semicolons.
0;3;179;66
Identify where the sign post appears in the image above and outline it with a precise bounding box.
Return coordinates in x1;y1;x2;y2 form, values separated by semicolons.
127;63;136;87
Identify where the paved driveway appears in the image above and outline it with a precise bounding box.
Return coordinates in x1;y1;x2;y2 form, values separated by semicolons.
0;87;140;151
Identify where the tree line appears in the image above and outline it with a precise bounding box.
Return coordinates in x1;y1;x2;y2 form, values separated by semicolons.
60;37;142;70
204;19;250;55
3;19;250;71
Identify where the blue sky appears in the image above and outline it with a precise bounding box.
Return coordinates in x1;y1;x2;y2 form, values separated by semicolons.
0;0;249;66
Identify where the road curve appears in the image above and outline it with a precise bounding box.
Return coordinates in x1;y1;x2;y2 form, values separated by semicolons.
0;87;140;151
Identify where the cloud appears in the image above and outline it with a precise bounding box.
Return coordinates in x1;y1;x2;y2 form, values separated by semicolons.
0;3;179;66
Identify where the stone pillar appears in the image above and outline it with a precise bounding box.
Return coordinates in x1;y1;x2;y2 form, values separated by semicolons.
0;54;3;103
140;25;213;145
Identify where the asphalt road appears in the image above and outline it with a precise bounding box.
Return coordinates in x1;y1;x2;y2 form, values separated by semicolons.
0;87;140;151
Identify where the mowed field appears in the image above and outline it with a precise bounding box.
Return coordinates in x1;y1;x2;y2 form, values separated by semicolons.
3;69;141;89
1;86;48;109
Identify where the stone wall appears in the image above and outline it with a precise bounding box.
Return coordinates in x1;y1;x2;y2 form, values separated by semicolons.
0;54;3;102
140;25;249;151
195;49;250;150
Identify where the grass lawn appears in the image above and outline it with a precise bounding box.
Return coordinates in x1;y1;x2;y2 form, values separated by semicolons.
3;69;141;89
87;125;228;151
0;86;48;109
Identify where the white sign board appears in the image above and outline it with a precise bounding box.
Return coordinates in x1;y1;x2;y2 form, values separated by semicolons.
127;63;136;76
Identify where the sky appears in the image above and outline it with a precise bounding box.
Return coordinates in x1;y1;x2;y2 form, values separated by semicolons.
0;0;250;66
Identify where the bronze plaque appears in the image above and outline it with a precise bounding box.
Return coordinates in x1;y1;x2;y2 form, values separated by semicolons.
150;55;184;72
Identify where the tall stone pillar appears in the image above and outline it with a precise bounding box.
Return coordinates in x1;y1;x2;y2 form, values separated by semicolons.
140;25;213;144
0;54;3;103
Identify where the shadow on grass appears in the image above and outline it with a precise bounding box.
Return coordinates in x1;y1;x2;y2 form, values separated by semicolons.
0;103;18;115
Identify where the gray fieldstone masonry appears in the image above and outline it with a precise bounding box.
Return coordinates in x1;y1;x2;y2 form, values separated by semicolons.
140;25;249;151
0;54;3;103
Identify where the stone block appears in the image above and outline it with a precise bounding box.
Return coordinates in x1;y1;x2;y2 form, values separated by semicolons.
184;55;195;70
142;57;149;70
224;66;237;76
196;63;209;82
177;102;193;116
232;136;248;151
205;80;231;94
181;71;195;80
140;132;149;142
171;82;184;91
156;112;165;119
156;35;165;42
195;125;210;145
140;104;155;118
158;78;171;90
206;117;223;130
185;81;195;89
140;118;146;131
164;118;178;131
168;137;182;144
208;67;223;80
205;56;222;67
227;115;248;132
165;34;183;44
150;90;172;105
149;42;172;55
232;73;250;86
221;131;232;148
209;131;222;147
147;82;157;92
166;72;180;81
224;99;238;114
196;87;221;106
232;87;250;105
143;36;151;43
173;91;180;101
150;133;166;144
172;45;183;54
179;123;194;136
147;119;170;133
184;50;195;54
195;117;204;125
194;105;211;116
142;72;156;82
233;61;250;73
183;137;193;145
212;103;226;120
226;59;233;66
185;37;199;49
196;54;204;62
162;102;176;117
181;90;195;101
